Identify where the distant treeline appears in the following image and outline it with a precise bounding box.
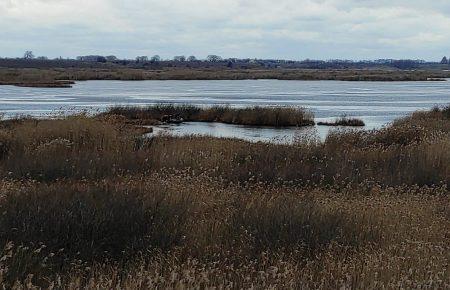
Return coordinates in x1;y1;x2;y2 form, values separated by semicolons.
1;54;450;70
1;52;450;87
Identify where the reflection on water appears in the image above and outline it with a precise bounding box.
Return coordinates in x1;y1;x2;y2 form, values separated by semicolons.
150;122;367;144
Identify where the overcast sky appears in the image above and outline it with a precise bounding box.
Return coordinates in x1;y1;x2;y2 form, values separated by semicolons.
1;0;449;60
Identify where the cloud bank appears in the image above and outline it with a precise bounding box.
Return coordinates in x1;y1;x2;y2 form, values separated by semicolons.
1;0;449;60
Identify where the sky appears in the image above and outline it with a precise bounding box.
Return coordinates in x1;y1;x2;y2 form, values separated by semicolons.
1;0;450;61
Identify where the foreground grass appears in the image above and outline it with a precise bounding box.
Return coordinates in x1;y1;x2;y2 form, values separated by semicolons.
0;177;448;288
105;104;315;127
0;106;449;288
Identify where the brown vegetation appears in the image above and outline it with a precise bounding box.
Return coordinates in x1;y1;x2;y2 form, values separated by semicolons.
318;116;366;126
0;106;449;288
105;105;315;127
1;67;449;88
0;69;75;87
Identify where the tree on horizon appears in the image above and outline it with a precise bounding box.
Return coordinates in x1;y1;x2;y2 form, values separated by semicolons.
23;51;34;60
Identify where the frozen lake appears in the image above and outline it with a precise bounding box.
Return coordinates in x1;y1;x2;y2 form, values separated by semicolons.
1;79;450;142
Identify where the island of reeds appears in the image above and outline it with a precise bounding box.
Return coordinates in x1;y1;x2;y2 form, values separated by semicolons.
0;106;449;288
103;105;315;127
317;116;366;126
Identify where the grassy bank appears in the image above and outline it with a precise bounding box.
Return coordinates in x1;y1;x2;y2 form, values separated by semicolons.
0;80;74;88
105;105;315;127
1;67;449;88
0;106;448;288
0;68;76;87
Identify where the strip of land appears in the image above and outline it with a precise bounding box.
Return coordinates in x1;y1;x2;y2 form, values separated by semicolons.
317;116;366;126
0;80;75;88
1;67;449;88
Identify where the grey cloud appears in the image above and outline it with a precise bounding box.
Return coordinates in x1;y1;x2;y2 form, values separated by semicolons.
0;0;449;60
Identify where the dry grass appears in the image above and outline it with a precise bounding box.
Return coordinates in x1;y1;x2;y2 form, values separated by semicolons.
144;109;450;186
0;180;190;259
0;177;447;288
2;67;450;85
0;106;449;288
105;104;315;127
0;116;151;180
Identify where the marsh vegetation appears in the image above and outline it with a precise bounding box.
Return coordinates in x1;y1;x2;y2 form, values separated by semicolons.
0;106;448;288
104;105;315;127
317;116;366;126
1;67;449;88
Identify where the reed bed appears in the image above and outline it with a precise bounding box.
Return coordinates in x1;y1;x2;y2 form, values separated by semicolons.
2;67;450;86
318;116;365;126
105;104;315;127
0;106;448;288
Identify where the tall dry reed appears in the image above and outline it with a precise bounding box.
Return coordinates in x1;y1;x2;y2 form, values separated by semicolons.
0;106;448;288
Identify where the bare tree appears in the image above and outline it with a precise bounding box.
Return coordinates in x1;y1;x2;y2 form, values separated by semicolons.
173;55;186;62
150;55;161;62
440;56;448;64
135;56;148;63
207;55;222;62
105;55;118;62
23;51;35;60
187;56;197;62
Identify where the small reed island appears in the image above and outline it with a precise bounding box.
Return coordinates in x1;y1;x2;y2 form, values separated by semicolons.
317;116;365;127
102;105;368;129
103;105;316;127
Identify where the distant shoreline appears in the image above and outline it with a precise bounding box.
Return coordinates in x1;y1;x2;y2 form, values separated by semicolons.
1;67;449;88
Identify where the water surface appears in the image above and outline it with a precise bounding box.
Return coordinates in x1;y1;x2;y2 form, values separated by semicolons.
1;80;449;142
